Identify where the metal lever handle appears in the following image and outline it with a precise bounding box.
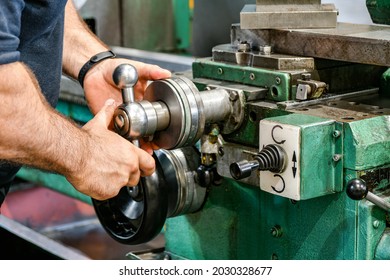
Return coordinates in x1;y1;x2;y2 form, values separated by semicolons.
230;160;259;180
230;144;286;180
346;178;390;212
93;64;168;245
112;64;139;146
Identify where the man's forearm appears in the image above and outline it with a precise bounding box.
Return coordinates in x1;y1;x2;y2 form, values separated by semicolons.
0;61;155;200
62;0;109;79
0;62;86;176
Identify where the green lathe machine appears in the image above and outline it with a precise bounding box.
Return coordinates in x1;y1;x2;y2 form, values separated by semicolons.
18;0;390;259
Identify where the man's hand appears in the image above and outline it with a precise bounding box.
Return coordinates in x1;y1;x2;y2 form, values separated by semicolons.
65;99;156;200
82;58;171;115
62;1;171;121
82;58;170;154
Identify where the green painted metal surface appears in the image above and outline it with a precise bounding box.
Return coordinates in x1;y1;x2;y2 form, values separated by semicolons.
344;168;388;259
193;79;292;147
165;110;389;259
375;229;390;259
356;199;387;259
380;68;390;96
121;0;192;53
165;178;358;259
259;114;343;199
343;116;390;170
366;0;390;25
225;105;289;147
192;58;293;102
17;167;91;205
173;0;191;51
55;100;93;124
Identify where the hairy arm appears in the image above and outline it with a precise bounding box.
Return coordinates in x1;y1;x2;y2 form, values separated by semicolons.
61;1;171;153
0;62;86;174
62;1;171;113
0;62;155;200
62;0;109;79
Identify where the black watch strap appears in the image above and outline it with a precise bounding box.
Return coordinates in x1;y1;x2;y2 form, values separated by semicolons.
77;50;116;88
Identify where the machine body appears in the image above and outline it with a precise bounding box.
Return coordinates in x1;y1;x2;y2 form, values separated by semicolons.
48;0;390;259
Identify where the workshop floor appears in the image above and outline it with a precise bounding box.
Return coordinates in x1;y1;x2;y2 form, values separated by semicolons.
0;180;165;260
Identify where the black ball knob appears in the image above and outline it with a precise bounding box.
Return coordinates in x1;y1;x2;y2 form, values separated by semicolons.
346;178;368;200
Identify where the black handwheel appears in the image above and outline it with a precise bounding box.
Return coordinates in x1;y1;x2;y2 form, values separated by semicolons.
92;156;168;245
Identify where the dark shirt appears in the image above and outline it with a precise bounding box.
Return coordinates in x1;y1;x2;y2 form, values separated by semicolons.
0;0;67;205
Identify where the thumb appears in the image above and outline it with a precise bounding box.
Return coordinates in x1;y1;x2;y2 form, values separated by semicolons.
93;99;116;128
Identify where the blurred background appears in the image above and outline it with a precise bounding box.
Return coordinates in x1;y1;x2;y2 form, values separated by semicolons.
75;0;374;57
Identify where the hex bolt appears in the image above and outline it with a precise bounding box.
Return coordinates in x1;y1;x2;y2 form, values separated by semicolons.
333;130;341;138
333;154;342;162
270;225;283;238
260;45;272;55
373;220;381;229
301;73;312;81
238;42;251;52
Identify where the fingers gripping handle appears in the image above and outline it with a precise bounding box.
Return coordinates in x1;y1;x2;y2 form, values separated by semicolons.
93;63;168;245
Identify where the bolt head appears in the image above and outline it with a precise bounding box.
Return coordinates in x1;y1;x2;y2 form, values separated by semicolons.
270;225;283;238
260;45;272;55
333;130;341;138
301;73;312;81
238;42;251;52
373;220;381;229
333;154;342;162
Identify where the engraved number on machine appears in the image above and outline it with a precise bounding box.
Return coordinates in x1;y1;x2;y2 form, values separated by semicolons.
260;120;301;200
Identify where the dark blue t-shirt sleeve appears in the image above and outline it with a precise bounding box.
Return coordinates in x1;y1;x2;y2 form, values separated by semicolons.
0;1;25;64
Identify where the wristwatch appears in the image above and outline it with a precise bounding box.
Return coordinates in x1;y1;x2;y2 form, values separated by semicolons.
77;50;116;88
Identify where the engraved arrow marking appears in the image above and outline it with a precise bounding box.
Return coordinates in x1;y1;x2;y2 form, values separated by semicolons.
292;151;297;178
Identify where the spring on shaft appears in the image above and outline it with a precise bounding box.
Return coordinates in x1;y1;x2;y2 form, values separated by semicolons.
255;144;285;173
